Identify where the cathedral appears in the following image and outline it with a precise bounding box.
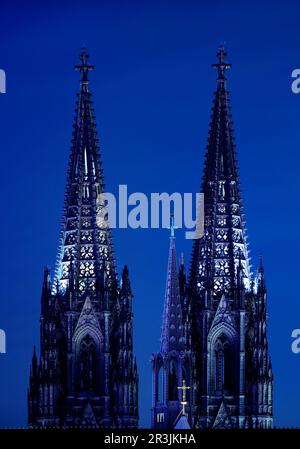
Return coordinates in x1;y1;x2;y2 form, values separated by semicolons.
28;45;273;430
151;46;273;429
28;49;138;428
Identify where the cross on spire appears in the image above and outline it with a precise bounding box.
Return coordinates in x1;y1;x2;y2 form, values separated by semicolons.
75;47;94;85
212;43;231;81
177;379;191;416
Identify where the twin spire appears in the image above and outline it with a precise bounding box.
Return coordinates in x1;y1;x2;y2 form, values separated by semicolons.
54;46;115;295
190;42;251;295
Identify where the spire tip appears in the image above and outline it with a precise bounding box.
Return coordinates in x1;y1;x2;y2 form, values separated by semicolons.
212;43;231;81
75;47;94;85
170;214;175;239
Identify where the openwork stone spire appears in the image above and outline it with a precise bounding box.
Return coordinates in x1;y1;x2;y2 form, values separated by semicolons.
160;216;184;353
185;46;273;430
28;49;138;429
190;44;250;297
54;48;115;297
151;217;193;429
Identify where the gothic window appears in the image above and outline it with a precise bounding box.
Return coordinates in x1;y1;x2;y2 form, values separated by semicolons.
223;343;234;393
81;231;93;243
215;260;230;276
214;337;236;395
215;244;229;257
80;246;94;260
79;261;95;277
216;246;222;257
79;335;97;393
217;217;227;227
214;277;230;293
215;342;224;392
82;218;92;229
198;262;205;277
66;233;77;245
157;367;164;403
168;360;178;401
216;229;228;241
79;279;86;293
214;279;222;293
218;204;226;213
63;246;76;261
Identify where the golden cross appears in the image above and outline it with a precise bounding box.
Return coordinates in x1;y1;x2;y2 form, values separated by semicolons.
177;379;191;416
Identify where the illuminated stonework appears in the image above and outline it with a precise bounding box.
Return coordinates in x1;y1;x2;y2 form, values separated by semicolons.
188;46;273;429
152;46;273;430
28;49;138;428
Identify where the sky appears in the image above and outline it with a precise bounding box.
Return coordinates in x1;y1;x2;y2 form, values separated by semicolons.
0;0;300;428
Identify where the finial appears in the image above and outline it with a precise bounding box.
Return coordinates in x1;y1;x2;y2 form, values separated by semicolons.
170;214;175;238
212;43;231;81
75;47;94;85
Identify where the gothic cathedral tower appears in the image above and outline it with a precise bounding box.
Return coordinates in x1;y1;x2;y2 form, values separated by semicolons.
152;46;273;429
151;219;193;429
188;46;273;429
28;49;138;428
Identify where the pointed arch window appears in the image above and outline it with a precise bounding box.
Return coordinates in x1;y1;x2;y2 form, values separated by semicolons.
214;337;235;395
157;366;164;403
215;340;224;392
168;360;178;401
79;335;97;393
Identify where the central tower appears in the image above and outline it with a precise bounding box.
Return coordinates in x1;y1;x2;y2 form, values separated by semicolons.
28;49;138;428
151;219;193;429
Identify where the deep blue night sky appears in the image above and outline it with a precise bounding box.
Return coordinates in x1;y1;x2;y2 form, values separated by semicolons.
0;0;300;428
